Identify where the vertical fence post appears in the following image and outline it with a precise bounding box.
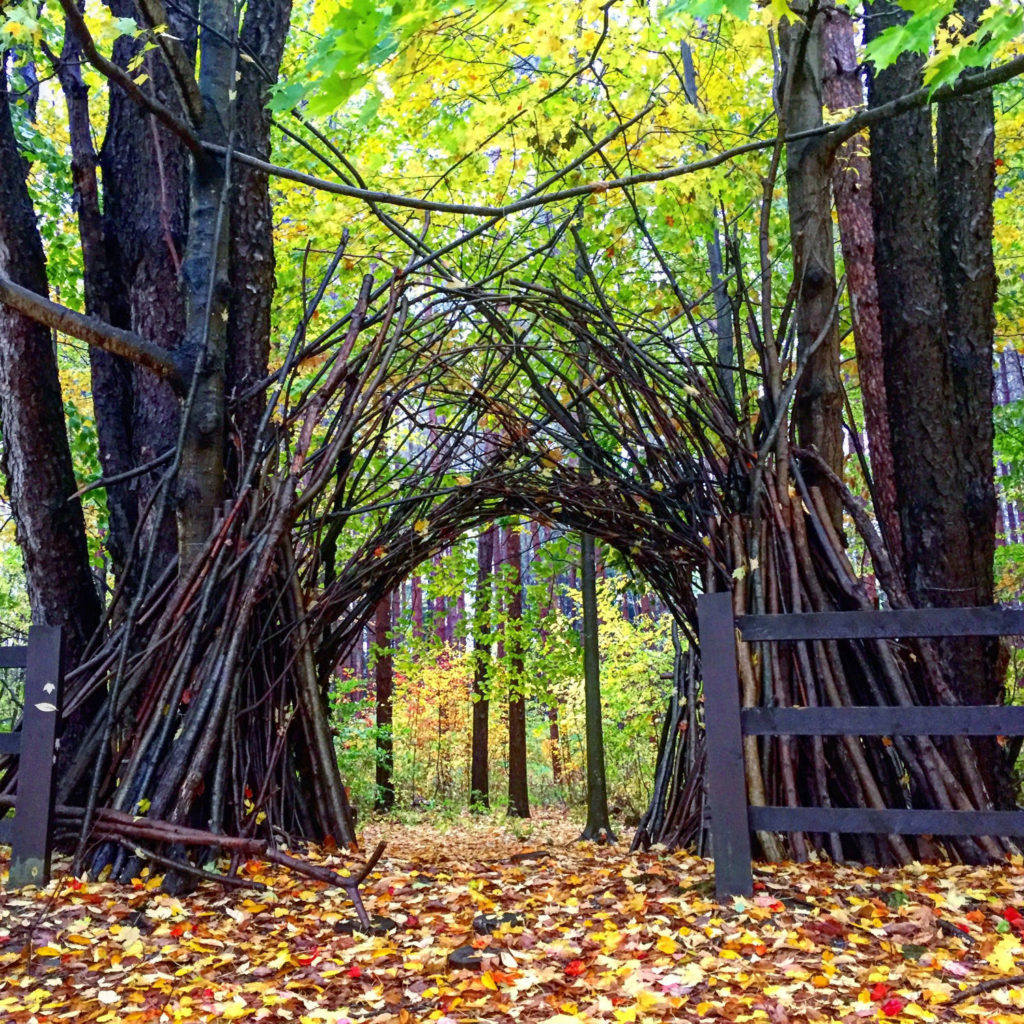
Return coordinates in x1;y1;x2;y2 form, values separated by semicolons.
698;592;753;899
7;626;63;889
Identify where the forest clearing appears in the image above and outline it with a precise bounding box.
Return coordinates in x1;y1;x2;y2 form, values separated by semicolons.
2;0;1024;1021
5;812;1024;1024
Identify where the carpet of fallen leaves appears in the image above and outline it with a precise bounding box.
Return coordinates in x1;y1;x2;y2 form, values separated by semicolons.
4;812;1024;1023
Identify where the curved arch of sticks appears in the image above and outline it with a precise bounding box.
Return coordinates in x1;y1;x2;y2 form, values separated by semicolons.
0;198;1007;894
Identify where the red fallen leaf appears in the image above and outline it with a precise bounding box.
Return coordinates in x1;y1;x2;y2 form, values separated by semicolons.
347;965;361;978
68;878;83;891
406;915;420;927
296;946;319;966
1003;907;1024;931
881;997;906;1016
203;988;215;999
565;959;586;977
170;925;186;938
870;983;890;1001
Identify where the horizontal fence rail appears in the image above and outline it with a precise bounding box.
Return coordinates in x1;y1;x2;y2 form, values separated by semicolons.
698;593;1024;900
0;626;63;889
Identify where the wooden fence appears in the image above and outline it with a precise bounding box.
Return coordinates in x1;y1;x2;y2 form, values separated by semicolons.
698;593;1024;900
0;626;63;889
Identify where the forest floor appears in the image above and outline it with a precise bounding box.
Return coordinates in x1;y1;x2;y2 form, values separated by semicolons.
2;811;1024;1023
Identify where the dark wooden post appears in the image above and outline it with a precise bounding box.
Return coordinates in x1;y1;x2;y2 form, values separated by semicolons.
7;626;63;889
698;593;753;899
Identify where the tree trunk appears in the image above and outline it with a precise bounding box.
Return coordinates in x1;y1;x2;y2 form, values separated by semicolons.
821;1;902;569
100;0;194;579
935;0;997;700
225;0;292;475
579;535;615;841
471;527;494;808
374;594;394;811
506;523;529;818
174;0;234;572
0;62;101;666
55;13;138;585
780;3;844;532
867;0;1004;802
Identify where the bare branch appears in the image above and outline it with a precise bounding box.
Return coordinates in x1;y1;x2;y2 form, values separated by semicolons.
203;54;1024;219
55;0;202;154
0;275;185;388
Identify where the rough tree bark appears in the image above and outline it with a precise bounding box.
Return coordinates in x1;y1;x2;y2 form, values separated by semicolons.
935;0;998;692
0;60;101;666
226;0;292;469
821;1;902;568
780;2;844;532
99;0;195;578
866;0;1004;800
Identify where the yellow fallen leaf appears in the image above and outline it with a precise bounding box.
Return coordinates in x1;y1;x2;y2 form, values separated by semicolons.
655;934;678;955
990;936;1022;974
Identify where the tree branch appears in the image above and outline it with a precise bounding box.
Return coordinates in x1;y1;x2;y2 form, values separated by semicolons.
55;0;202;155
825;52;1024;154
0;275;185;388
204;53;1024;220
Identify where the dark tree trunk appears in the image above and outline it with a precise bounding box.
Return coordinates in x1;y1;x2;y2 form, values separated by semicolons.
579;535;614;841
0;62;101;667
55;14;137;584
225;0;292;475
471;527;494;808
506;524;529;818
867;0;1004;801
374;595;394;811
821;1;902;569
548;707;562;786
99;0;194;579
174;0;234;572
935;0;997;684
780;3;844;532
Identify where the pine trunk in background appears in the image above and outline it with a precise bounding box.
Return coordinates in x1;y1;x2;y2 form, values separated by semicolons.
548;709;563;786
821;1;901;567
780;2;843;531
506;523;530;818
579;535;615;841
411;576;424;639
471;528;494;808
374;595;395;811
